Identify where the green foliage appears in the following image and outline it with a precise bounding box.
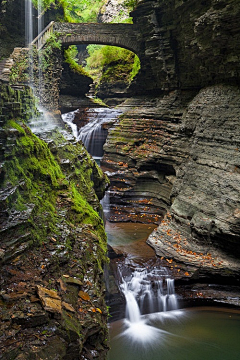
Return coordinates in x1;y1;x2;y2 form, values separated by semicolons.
39;33;61;70
31;0;106;23
64;45;90;77
60;0;105;22
130;54;141;80
9;56;29;85
85;45;140;84
31;0;139;23
123;0;140;10
45;32;62;50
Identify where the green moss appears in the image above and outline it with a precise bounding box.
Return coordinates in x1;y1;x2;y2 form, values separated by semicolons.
64;46;91;77
3;121;64;241
85;45;141;86
62;310;83;339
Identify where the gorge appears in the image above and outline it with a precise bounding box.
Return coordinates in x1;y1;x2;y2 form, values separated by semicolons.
0;0;240;359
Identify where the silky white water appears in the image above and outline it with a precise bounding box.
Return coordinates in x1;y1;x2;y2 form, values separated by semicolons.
116;263;179;341
61;107;122;157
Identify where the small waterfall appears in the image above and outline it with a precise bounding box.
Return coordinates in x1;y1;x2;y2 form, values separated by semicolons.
61;110;78;138
119;265;178;322
78;114;107;157
115;264;179;344
37;1;44;101
78;108;122;157
24;1;63;135
62;107;122;158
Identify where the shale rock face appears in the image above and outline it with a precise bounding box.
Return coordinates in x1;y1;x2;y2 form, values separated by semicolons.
103;84;240;278
0;81;109;359
131;0;240;93
103;0;240;281
147;84;240;279
102;91;190;223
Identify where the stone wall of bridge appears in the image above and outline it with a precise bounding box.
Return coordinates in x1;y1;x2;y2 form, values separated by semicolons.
54;22;142;56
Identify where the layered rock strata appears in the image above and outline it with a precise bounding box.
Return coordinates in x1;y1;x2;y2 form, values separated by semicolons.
130;0;240;93
103;84;240;280
0;81;109;359
102;0;240;282
102;90;194;223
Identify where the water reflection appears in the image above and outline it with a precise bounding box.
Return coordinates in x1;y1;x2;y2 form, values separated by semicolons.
105;221;156;260
108;308;240;360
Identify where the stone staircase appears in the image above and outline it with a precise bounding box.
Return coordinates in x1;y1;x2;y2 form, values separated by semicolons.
0;47;23;82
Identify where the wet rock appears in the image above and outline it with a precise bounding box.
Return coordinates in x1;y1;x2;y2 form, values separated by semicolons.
36;286;62;315
0;87;109;359
130;0;240;93
62;301;75;313
60;61;92;98
11;309;49;328
104;84;240;283
64;277;83;286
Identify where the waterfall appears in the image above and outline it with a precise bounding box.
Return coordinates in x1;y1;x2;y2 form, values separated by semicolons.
116;264;179;344
62;107;122;158
37;0;44;101
61;110;78;138
78;108;122;157
120;266;178;322
25;0;34;88
24;1;63;135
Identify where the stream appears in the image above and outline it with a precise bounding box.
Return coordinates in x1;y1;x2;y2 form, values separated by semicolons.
62;106;240;360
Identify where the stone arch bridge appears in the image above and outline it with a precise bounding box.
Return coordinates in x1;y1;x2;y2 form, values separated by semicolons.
32;21;142;58
53;22;142;57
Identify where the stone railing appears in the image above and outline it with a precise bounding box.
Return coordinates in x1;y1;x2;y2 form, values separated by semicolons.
31;21;55;50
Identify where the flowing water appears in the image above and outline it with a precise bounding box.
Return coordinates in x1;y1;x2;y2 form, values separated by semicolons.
106;222;240;360
25;0;34;89
108;308;240;360
61;107;122;158
61;106;240;358
25;0;62;134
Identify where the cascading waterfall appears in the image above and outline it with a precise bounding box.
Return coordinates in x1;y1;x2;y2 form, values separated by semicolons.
37;1;44;101
115;263;179;343
25;0;62;134
62;107;122;158
119;266;178;322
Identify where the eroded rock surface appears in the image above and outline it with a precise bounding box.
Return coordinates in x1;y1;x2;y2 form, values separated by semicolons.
103;84;240;282
0;81;109;359
101;0;240;285
131;0;240;93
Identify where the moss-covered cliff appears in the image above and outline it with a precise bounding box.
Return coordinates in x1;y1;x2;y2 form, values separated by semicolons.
0;81;109;359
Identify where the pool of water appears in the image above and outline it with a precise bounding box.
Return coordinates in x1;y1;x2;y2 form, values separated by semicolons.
105;221;240;360
105;221;156;261
108;308;240;360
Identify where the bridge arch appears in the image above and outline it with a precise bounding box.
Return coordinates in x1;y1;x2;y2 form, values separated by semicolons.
54;22;141;58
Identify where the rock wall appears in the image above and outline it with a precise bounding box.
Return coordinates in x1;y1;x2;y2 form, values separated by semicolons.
103;0;240;280
147;84;240;279
131;0;240;93
98;0;130;23
0;81;109;359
